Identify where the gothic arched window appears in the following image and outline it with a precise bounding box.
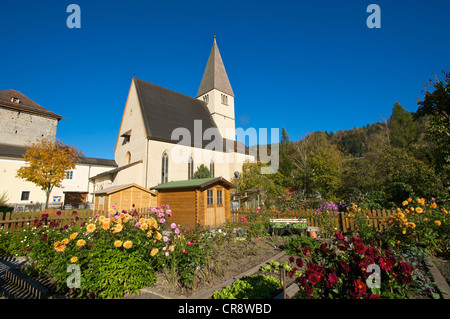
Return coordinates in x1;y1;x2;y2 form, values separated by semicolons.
188;155;194;180
161;152;169;184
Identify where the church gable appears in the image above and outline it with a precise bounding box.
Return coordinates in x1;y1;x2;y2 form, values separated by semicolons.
114;79;148;167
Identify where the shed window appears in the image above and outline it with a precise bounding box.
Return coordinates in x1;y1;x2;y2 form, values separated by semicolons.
207;190;214;205
217;190;223;205
161;152;169;184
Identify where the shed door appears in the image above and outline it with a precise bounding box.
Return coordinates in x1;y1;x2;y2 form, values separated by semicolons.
205;187;225;228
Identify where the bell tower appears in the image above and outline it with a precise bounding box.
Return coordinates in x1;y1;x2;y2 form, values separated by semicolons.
197;36;235;140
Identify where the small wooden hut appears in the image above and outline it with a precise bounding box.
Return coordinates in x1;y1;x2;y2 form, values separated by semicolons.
92;183;157;213
151;177;235;228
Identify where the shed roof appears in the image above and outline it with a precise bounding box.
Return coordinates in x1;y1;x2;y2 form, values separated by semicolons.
91;183;156;195
151;176;235;191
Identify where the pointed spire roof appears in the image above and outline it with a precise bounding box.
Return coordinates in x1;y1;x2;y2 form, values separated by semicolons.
197;36;234;97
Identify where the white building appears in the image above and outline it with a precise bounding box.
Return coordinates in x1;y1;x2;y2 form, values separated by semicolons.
0;90;117;211
91;37;255;192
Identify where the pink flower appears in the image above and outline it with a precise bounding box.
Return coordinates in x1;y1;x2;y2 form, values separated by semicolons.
187;241;192;245
270;237;273;241
136;222;141;227
163;236;168;242
165;252;169;257
160;218;166;223
171;223;177;229
182;249;187;253
174;228;180;234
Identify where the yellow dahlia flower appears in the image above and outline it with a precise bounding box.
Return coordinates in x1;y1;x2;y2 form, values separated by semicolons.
123;240;133;249
70;257;78;263
150;248;159;256
86;224;96;232
76;239;86;247
69;233;78;240
114;240;123;248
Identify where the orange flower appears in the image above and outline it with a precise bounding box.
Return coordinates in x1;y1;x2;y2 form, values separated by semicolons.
86;224;96;232
150;248;159;256
76;239;86;247
415;207;423;214
70;256;78;263
434;220;441;226
54;244;66;252
114;240;123;248
61;238;69;245
123;240;133;249
431;202;437;209
69;232;78;240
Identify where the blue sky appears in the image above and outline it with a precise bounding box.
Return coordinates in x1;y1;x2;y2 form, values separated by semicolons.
1;0;449;160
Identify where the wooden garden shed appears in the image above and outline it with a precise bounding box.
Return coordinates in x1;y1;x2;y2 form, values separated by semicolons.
151;177;235;228
92;183;157;213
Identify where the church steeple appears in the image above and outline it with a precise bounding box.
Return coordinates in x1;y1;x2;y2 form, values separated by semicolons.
197;37;236;140
197;36;234;98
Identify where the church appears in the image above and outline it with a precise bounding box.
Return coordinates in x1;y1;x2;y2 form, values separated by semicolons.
90;37;256;195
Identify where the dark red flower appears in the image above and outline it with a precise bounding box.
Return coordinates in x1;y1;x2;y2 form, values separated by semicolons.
289;256;295;263
338;260;350;273
308;272;321;285
368;293;381;299
325;272;338;288
56;210;62;216
350;279;367;298
399;261;413;274
335;232;344;241
302;246;312;257
367;246;379;259
354;242;367;255
72;210;77;215
351;236;362;244
296;257;303;267
379;257;394;271
320;243;328;253
305;286;314;296
401;273;413;285
337;241;348;251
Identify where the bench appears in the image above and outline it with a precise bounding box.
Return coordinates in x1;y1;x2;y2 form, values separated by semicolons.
269;218;307;235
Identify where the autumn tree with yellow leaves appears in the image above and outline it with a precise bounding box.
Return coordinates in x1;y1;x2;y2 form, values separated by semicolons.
16;137;83;209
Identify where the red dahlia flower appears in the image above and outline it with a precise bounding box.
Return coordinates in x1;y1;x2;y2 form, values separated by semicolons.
354;242;367;255
308;272;321;285
296;257;303;267
302;247;312;257
350;279;367;298
335;232;344;241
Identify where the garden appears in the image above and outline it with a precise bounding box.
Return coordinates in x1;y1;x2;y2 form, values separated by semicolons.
0;195;449;300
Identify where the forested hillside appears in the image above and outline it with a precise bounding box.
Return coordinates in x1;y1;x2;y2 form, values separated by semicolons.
235;72;450;210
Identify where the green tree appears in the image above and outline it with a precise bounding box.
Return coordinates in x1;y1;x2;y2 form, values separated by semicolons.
375;146;445;206
192;164;211;179
388;102;418;148
279;127;294;187
414;71;450;188
233;161;285;207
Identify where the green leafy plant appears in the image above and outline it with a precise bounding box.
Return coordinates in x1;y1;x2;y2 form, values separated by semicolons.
213;275;281;299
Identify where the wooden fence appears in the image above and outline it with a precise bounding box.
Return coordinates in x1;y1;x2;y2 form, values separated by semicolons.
231;208;396;234
0;208;154;232
1;207;396;235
